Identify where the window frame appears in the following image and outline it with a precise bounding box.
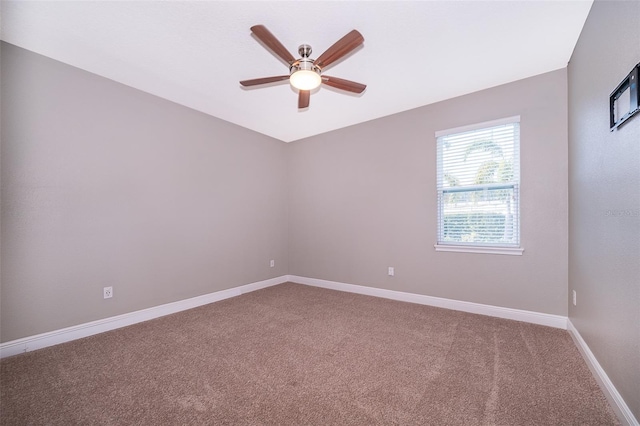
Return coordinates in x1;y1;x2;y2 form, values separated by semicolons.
434;116;523;256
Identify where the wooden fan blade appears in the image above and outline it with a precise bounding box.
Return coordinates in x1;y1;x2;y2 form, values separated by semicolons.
314;30;364;70
250;25;295;65
240;75;290;87
298;90;310;108
322;76;366;94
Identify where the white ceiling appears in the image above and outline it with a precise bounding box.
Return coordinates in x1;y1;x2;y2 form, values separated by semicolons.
1;1;593;142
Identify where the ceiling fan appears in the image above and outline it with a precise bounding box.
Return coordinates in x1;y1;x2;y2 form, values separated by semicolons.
240;25;366;109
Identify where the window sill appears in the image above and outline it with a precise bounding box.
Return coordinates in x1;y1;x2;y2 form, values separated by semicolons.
434;244;524;256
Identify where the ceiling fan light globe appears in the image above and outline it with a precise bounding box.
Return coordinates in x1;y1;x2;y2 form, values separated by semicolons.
290;70;321;91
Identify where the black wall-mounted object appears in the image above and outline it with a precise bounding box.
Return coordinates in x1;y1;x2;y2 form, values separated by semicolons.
610;62;640;131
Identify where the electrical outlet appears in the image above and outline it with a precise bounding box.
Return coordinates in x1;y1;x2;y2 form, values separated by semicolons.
388;267;395;276
270;260;275;268
103;286;113;299
572;290;577;306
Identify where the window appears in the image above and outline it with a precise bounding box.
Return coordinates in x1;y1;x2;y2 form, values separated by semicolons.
435;116;522;255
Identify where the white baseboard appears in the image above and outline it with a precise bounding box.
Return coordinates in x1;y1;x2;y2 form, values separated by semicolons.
0;275;288;359
4;275;634;425
0;274;567;358
567;320;639;426
289;275;568;329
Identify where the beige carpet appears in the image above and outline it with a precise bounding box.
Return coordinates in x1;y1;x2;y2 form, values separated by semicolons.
1;282;618;425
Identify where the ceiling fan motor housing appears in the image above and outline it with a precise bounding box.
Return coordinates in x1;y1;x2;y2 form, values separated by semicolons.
290;44;320;76
290;58;319;75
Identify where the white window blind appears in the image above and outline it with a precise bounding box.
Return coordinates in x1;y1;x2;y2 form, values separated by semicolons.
436;117;520;248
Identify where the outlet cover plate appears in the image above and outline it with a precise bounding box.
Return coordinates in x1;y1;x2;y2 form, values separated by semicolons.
104;286;113;299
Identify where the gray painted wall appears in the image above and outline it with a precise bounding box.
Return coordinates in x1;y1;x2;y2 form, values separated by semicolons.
288;69;569;316
568;0;640;419
1;42;289;342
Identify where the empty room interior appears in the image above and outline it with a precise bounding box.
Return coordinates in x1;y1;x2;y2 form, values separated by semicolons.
1;1;639;424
